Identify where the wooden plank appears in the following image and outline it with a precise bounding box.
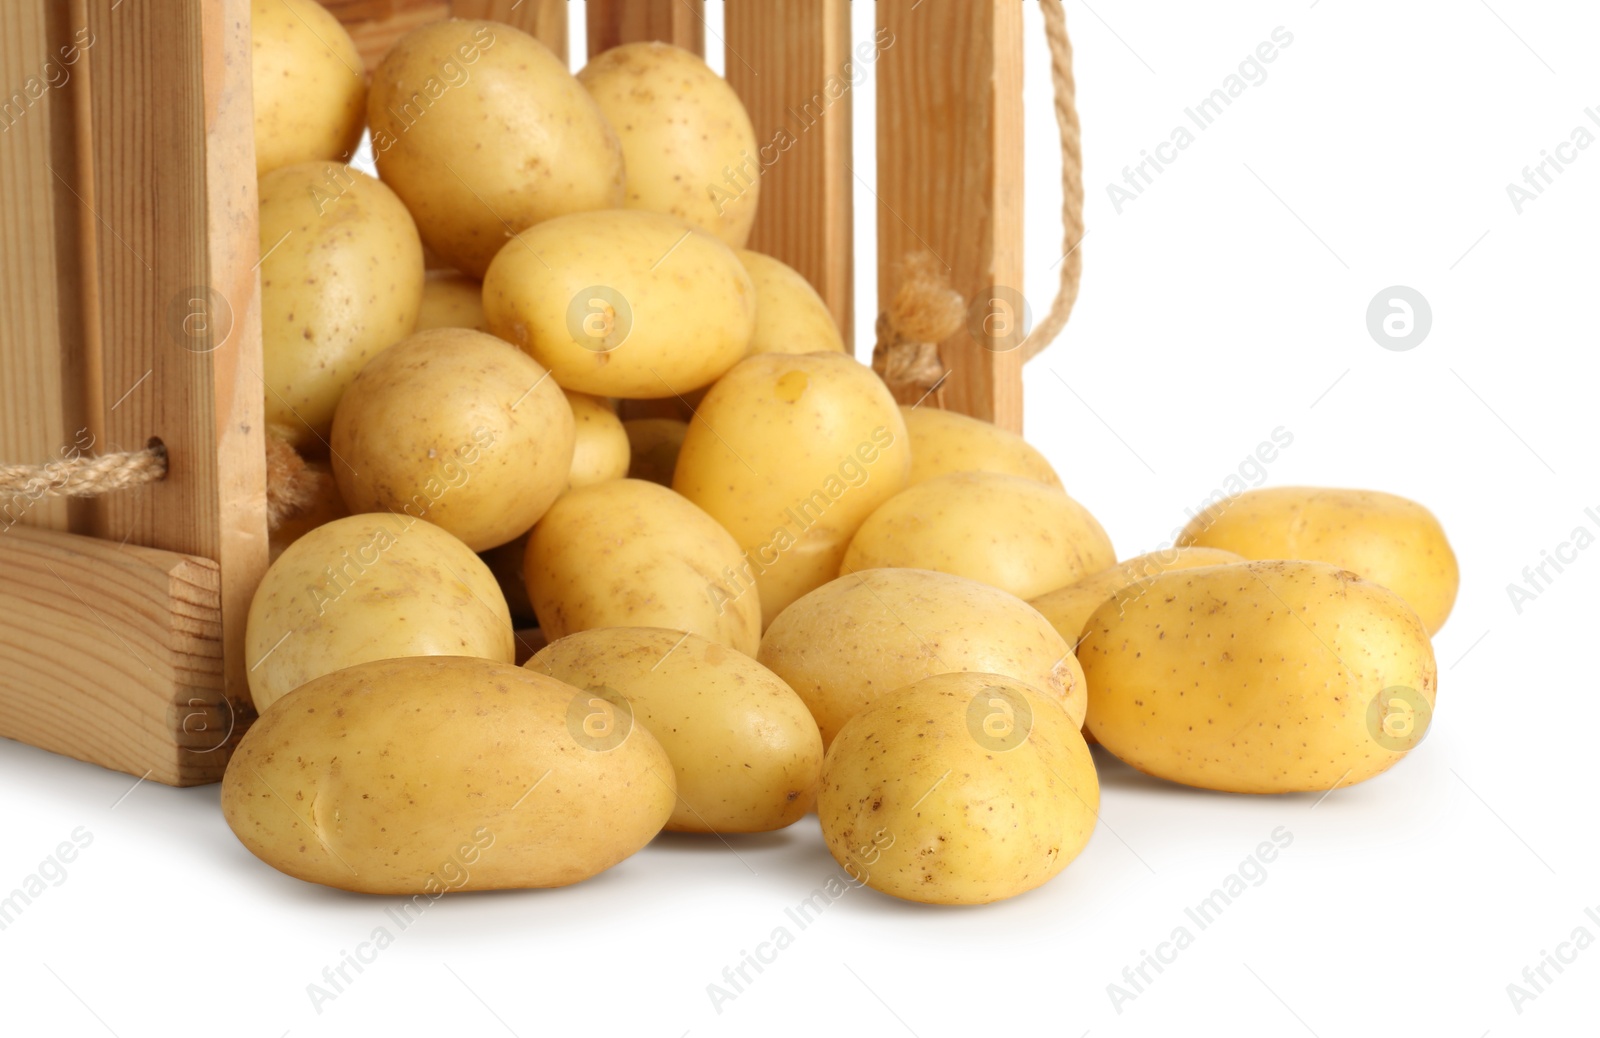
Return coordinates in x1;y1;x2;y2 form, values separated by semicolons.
0;0;90;535
724;0;853;348
875;0;1024;430
323;0;450;70
453;0;569;63
586;0;705;59
0;527;235;786
83;0;266;753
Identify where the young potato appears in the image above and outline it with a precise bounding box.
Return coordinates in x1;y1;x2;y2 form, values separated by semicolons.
251;0;365;177
760;568;1084;746
1080;560;1438;794
819;672;1099;905
673;353;912;623
737;250;845;356
524;479;762;655
369;20;624;277
564;391;630;489
843;472;1114;601
483;210;755;398
331;328;575;551
529;628;823;833
245;514;513;713
1030;546;1246;652
259;162;424;449
1178;486;1459;634
901;406;1063;489
222;656;675;893
578;42;759;248
624;418;689;486
415;271;489;333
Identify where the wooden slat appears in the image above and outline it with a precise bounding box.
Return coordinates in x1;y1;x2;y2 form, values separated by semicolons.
453;0;569;63
875;0;1024;430
586;0;705;59
724;0;853;349
0;0;89;535
324;0;450;70
0;527;234;785
83;0;266;749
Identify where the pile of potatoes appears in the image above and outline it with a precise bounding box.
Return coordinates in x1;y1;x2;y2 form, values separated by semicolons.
227;3;1458;906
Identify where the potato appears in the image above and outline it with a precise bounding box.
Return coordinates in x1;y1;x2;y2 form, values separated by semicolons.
760;568;1084;746
415;271;488;333
529;628;822;833
251;0;365;177
673;353;911;622
564;391;630;489
1178;487;1459;634
245;514;513;713
901;406;1062;489
819;672;1099;905
259;162;424;449
738;250;844;356
483;210;755;398
624;418;688;486
331;328;575;551
578;42;759;248
843;472;1114;601
1080;560;1438;794
525;479;762;655
267;459;349;564
369;20;624;277
1030;546;1246;652
222;656;675;893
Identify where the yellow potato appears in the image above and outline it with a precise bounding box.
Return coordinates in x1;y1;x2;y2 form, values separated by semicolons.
525;479;762;655
578;42;759;248
760;568;1084;746
222;656;675;893
623;418;688;486
251;0;365;176
1030;546;1246;652
673;353;911;622
1179;486;1459;634
819;672;1099;905
529;628;823;833
843;472;1115;601
564;391;630;489
244;514;513;713
1080;560;1438;793
738;250;844;356
901;406;1062;488
415;271;488;333
259;162;424;449
483;209;755;398
369;20;624;277
331;328;575;551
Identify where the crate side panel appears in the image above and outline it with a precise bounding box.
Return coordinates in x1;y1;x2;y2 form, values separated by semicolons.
586;0;705;59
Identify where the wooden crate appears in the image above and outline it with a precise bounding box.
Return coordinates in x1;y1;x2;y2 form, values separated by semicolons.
0;0;1043;785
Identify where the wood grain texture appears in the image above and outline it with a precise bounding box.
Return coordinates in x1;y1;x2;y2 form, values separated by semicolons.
586;0;705;59
0;526;238;785
724;0;853;348
875;0;1024;430
83;0;266;748
452;0;568;62
0;0;90;535
324;0;449;69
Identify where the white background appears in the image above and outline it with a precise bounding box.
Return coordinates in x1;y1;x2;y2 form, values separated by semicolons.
3;1;1598;1035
